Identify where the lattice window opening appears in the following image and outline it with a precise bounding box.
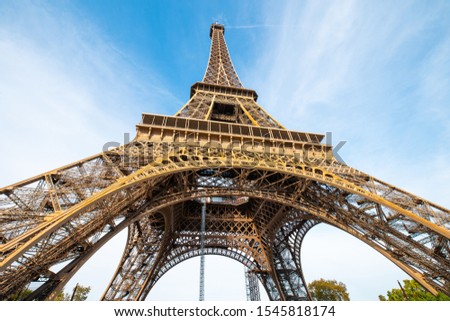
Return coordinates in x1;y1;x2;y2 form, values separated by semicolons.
11;200;136;265
211;105;238;123
330;189;440;242
196;174;236;188
342;217;447;271
2;187;45;212
1;139;448;296
368;181;448;226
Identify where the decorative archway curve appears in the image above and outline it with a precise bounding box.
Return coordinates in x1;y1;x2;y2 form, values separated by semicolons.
2;157;446;269
22;188;443;300
100;184;444;300
121;217;320;301
2;160;448;299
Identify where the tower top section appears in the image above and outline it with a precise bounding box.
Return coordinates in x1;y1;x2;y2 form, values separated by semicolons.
209;23;225;38
202;23;243;88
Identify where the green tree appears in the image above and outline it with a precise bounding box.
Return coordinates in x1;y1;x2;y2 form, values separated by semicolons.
379;279;450;301
70;284;91;301
52;290;68;301
308;278;350;301
7;288;33;301
7;284;90;301
53;284;91;301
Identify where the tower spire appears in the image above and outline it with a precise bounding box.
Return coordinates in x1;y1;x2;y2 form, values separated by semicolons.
202;23;243;88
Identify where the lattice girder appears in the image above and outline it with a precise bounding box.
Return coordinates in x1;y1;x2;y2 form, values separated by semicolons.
175;89;284;128
270;219;319;301
1;23;450;302
245;266;261;301
102;205;315;302
102;212;168;300
1;139;449;299
203;24;242;88
103;201;275;300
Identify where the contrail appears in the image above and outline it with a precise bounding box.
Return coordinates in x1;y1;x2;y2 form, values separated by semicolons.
226;24;279;29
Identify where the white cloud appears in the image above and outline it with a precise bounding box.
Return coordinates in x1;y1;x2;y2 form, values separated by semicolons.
226;24;279;29
0;1;180;300
0;1;256;301
0;1;179;185
302;224;409;300
2;0;449;301
244;0;450;300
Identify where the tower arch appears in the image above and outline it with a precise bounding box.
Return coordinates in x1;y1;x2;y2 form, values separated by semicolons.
0;23;449;301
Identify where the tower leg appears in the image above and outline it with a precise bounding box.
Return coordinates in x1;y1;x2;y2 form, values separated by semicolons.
102;214;168;301
268;220;318;300
245;266;261;301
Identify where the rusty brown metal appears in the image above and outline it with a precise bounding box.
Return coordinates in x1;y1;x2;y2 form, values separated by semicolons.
0;23;449;301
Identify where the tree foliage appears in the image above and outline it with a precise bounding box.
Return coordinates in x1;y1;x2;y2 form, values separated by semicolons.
53;284;91;301
308;278;350;301
8;284;90;301
379;279;450;301
7;289;33;301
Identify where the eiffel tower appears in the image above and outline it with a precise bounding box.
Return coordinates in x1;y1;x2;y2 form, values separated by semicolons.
1;23;449;301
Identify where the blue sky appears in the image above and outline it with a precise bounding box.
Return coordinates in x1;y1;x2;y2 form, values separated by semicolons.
0;0;449;300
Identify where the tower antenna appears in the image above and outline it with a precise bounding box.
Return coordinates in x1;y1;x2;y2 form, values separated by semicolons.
199;198;207;301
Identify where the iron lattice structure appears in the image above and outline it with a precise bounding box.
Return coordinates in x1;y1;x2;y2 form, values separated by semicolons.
0;23;449;301
245;266;261;301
